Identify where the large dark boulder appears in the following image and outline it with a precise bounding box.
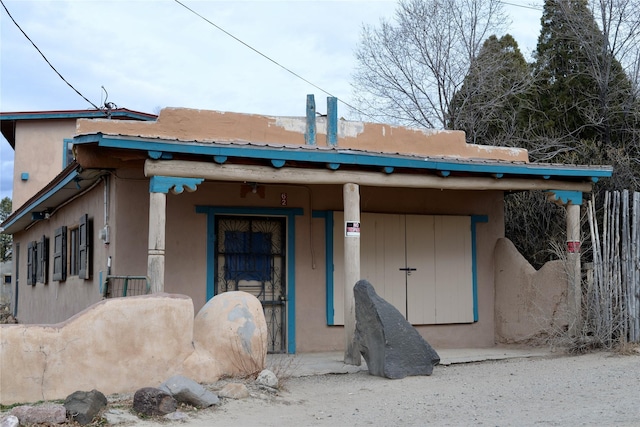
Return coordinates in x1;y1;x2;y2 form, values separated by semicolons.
133;387;177;416
64;389;107;425
354;279;440;379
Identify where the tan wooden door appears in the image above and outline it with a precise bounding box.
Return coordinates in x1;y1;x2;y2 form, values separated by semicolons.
332;212;473;325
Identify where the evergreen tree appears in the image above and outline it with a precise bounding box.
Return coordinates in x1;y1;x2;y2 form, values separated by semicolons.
449;34;530;145
526;0;636;159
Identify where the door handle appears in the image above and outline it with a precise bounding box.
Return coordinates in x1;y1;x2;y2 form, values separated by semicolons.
399;267;417;276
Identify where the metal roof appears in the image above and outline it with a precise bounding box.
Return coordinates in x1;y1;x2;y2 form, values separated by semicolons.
1;164;107;234
74;133;613;182
1;129;614;235
0;109;156;147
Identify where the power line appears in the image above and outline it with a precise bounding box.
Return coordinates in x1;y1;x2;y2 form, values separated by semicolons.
172;0;373;119
498;1;543;12
0;0;101;110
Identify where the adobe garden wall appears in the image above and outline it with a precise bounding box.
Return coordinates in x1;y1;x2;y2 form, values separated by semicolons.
0;291;267;405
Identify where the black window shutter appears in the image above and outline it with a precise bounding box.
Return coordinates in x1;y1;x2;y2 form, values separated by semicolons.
78;214;90;279
36;238;43;283
27;241;35;286
37;235;48;284
53;226;67;281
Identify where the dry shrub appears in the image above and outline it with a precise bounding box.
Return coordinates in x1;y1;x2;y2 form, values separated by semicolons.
613;340;640;356
266;353;300;390
227;332;267;380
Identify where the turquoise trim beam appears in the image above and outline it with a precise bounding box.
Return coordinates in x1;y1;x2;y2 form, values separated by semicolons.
149;176;203;193
204;212;216;301
547;190;583;205
470;215;489;322
195;205;304;354
74;134;613;180
62;138;73;168
148;151;173;160
327;97;338;146
285;212;297;354
312;211;335;325
306;94;316;145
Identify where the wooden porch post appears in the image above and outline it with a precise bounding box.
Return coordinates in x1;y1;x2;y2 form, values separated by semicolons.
343;183;361;365
148;191;166;293
566;202;582;335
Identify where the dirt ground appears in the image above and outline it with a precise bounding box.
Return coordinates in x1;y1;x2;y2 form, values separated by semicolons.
132;351;639;427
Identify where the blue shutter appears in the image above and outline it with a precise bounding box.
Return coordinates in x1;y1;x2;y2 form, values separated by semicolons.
27;241;35;286
78;214;90;279
53;226;67;281
37;235;48;284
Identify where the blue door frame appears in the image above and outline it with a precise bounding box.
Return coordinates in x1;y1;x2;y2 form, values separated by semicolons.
196;206;303;354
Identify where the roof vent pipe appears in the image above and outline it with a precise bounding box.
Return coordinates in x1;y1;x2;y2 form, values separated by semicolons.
305;94;316;145
327;96;338;146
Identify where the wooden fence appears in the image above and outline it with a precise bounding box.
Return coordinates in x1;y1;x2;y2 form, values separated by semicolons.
586;190;640;344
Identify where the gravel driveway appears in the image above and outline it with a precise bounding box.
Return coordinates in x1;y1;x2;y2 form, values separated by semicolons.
137;350;640;427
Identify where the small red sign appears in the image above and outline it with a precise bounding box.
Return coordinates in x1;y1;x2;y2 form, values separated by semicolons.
567;241;580;253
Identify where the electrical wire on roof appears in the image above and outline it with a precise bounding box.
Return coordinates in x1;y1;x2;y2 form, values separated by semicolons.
101;86;119;118
172;0;378;122
0;0;101;111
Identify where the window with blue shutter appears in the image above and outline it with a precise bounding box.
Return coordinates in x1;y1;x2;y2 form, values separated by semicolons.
78;214;90;279
53;226;67;281
36;235;48;284
27;241;36;286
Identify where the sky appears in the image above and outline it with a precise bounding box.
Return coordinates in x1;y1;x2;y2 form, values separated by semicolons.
0;0;544;203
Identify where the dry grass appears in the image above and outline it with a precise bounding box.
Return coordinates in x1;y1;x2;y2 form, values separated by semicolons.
613;340;640;356
266;353;300;390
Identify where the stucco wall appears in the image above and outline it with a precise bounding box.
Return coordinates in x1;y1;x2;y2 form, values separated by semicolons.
0;291;267;405
77;107;529;162
13;180;109;324
13;120;74;209
110;170;149;277
161;182;503;350
494;238;568;343
13;167;505;350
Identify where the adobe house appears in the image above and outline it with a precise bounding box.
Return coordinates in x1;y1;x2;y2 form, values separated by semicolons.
0;98;612;359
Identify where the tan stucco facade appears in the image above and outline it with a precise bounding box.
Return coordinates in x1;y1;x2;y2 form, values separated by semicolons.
12;120;74;209
13;181;108;323
77;107;529;162
4;106;600;359
12;167;505;350
495;238;568;342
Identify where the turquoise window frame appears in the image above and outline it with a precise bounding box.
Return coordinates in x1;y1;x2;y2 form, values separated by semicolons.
196;205;303;354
